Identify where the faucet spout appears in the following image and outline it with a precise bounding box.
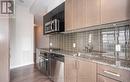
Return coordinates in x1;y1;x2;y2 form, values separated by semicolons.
84;44;93;53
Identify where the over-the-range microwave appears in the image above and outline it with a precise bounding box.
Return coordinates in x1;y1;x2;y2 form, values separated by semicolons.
43;2;65;34
45;19;62;34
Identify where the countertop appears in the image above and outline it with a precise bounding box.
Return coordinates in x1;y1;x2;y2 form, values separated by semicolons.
38;48;130;71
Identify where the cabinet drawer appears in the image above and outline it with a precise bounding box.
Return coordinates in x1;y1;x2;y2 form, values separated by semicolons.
97;64;130;82
97;75;120;82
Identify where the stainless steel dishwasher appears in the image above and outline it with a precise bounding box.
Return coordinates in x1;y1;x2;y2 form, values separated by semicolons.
49;54;64;82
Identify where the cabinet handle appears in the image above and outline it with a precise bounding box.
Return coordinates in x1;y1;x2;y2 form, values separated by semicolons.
104;71;120;77
75;61;77;69
77;61;79;69
75;61;79;69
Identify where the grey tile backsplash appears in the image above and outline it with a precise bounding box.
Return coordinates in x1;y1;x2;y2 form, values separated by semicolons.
49;24;130;60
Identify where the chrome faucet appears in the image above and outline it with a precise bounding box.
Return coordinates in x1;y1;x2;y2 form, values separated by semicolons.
84;44;93;53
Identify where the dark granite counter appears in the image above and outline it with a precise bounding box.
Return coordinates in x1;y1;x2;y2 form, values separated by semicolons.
38;48;130;71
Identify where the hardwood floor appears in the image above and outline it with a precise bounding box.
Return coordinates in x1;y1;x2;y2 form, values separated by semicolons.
10;65;52;82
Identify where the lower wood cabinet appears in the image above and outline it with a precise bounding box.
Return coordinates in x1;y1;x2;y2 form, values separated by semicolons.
97;75;120;82
77;60;96;82
64;57;77;82
65;56;130;82
97;64;130;82
65;57;96;82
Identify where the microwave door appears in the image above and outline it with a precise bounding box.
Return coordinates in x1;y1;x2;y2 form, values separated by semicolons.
45;21;52;33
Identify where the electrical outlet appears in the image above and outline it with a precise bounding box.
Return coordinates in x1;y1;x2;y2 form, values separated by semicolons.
77;52;81;56
50;42;52;47
73;43;76;48
116;61;121;66
116;44;121;52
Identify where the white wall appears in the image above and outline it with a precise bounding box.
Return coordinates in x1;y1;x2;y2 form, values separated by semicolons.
10;4;34;69
47;0;65;12
0;17;9;82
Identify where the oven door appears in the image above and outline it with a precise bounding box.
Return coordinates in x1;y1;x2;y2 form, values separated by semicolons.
39;55;49;75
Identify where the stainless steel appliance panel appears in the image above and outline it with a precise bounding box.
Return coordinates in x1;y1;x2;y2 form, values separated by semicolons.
50;54;64;82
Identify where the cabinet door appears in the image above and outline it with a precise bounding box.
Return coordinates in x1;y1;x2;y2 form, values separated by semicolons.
65;0;101;31
86;0;100;27
73;0;84;29
65;0;73;31
101;0;130;24
64;57;77;82
82;0;100;28
97;75;120;82
77;60;96;82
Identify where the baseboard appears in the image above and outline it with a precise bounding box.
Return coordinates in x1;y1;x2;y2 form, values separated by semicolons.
10;62;34;69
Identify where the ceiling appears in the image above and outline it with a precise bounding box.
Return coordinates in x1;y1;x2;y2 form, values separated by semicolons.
15;0;50;26
15;0;35;8
15;0;50;14
15;0;65;26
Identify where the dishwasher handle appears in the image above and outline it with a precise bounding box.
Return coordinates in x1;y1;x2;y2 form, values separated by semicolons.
53;57;64;62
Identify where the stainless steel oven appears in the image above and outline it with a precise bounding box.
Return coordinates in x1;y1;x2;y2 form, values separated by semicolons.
45;19;60;34
39;52;50;75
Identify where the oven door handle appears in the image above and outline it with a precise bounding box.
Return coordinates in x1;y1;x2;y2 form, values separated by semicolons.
44;58;49;61
42;57;49;61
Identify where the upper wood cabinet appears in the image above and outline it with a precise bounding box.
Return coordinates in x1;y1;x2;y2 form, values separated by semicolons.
86;0;100;27
73;0;84;29
65;0;73;31
101;0;130;24
65;56;96;82
65;0;130;31
65;0;100;31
